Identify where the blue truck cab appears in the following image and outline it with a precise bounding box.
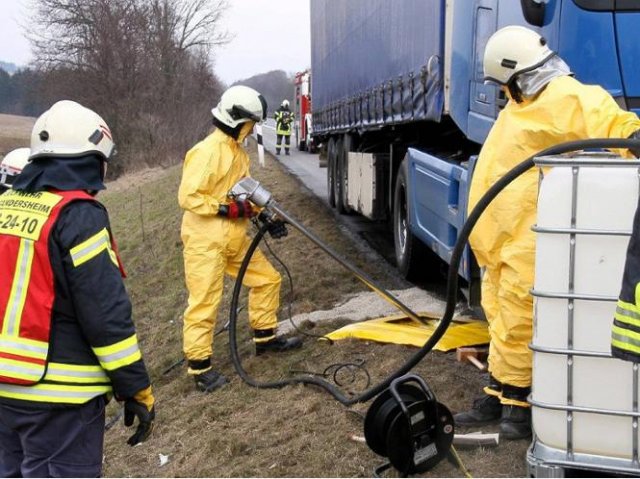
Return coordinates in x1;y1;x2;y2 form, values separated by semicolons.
310;0;640;305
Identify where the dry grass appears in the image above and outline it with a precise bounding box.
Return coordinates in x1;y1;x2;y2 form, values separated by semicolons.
0;113;34;158
98;143;528;477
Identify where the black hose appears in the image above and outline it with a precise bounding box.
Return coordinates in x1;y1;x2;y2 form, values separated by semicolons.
229;138;640;405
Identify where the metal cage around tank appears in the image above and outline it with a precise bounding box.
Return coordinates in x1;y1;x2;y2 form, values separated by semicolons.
528;153;640;477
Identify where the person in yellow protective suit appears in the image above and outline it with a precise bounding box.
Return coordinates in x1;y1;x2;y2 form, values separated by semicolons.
179;85;302;393
454;26;640;440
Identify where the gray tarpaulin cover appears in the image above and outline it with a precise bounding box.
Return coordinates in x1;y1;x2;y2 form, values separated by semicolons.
310;0;444;134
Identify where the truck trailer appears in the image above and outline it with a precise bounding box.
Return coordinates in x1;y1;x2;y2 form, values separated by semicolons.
310;0;640;305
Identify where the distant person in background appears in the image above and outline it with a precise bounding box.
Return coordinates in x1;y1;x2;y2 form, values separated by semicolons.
0;100;155;477
456;25;640;441
178;85;301;394
0;147;30;193
274;99;294;155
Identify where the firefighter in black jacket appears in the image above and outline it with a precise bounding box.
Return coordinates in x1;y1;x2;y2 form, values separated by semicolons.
274;99;294;155
613;182;640;362
0;100;155;477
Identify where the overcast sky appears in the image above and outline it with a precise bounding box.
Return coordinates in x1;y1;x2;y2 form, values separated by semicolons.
0;0;32;66
0;0;311;85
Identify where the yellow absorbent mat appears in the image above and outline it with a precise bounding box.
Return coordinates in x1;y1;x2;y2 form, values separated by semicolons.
326;312;489;352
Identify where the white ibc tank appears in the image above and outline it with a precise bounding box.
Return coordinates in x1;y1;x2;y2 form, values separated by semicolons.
532;153;640;460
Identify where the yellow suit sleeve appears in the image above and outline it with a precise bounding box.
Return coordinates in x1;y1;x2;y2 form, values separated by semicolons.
178;141;232;216
575;84;640;157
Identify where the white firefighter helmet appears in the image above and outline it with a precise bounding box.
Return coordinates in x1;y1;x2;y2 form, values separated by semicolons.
30;100;115;162
281;99;290;108
483;25;555;85
0;147;30;190
211;85;267;128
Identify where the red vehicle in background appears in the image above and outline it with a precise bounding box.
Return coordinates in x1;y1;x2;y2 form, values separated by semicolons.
294;70;316;153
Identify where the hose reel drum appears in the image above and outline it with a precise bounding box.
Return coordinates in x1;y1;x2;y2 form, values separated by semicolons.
364;374;454;476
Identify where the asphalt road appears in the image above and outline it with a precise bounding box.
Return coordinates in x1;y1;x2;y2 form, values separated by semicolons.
259;119;327;200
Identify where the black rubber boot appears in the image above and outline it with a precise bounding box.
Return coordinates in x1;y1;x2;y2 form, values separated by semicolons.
500;405;532;440
254;329;302;356
193;369;228;393
454;394;502;426
499;383;532;440
189;359;228;393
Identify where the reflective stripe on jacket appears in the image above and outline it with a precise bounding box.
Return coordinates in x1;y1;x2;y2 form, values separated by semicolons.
613;196;640;362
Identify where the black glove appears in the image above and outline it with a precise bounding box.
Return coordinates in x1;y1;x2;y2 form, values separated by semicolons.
218;200;255;219
267;219;288;239
258;211;288;239
124;398;155;446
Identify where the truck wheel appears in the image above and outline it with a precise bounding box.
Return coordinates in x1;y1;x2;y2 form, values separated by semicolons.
393;159;429;281
335;137;347;213
327;137;337;207
305;120;315;153
336;135;353;214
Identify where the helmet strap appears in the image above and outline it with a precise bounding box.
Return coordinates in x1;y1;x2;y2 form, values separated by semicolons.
507;81;524;104
212;117;244;140
100;161;108;182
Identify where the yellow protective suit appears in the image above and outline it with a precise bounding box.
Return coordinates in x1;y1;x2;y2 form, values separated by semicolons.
469;75;640;404
179;125;281;371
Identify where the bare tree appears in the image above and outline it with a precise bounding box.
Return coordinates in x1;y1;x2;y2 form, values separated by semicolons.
27;0;229;176
149;0;230;53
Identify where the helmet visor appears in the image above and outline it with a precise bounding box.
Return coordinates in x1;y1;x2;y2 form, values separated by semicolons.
0;166;19;189
516;55;572;99
229;94;268;124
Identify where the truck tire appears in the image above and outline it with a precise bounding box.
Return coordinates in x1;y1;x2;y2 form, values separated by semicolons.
336;135;352;214
393;159;429;281
334;137;348;213
327;137;337;207
305;120;315;153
